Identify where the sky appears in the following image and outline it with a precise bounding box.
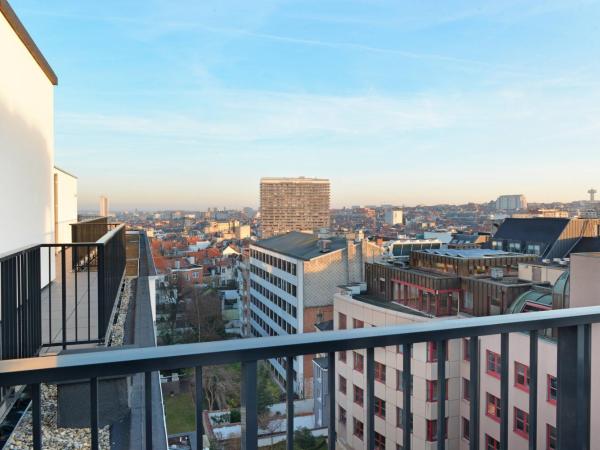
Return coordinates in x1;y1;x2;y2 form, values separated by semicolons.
12;0;600;210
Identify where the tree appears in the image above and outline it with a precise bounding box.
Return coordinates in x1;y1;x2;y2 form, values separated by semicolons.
182;286;226;342
293;428;326;450
190;364;241;411
257;364;281;415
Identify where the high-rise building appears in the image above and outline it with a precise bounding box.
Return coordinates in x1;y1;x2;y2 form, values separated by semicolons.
384;208;403;226
100;195;109;216
495;194;527;211
260;177;330;238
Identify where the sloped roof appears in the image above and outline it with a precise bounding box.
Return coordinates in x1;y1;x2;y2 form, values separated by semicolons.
254;231;347;260
493;218;569;244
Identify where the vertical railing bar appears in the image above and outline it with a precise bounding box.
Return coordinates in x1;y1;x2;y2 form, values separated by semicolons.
529;330;538;450
145;371;153;450
402;343;412;450
241;360;258;450
500;333;509;450
90;377;99;450
195;366;204;450
61;246;67;349
366;347;375;450
87;245;91;342
327;352;336;450
48;247;52;344
469;337;480;450
286;356;294;450
97;244;105;342
32;383;42;450
437;340;446;450
577;324;591;450
74;247;78;342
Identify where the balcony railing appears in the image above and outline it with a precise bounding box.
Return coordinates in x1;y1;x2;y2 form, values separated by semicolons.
0;223;126;360
0;305;597;450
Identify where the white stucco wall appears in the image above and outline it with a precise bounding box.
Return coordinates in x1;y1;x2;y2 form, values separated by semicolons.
53;167;78;244
0;12;55;256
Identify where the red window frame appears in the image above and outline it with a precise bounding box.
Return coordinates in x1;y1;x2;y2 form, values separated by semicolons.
463;338;470;361
339;406;346;425
353;385;364;406
353;351;364;373
374;432;385;450
426;418;448;442
353;418;364;440
547;375;557;405
339;350;346;363
486;392;501;422
426;379;449;402
486;350;501;378
515;362;530;392
485;435;500;450
353;318;364;328
338;313;347;330
375;397;386;418
463;378;470;401
462;417;470;440
427;341;449;362
514;407;529;439
339;375;347;394
375;362;386;383
547;424;557;450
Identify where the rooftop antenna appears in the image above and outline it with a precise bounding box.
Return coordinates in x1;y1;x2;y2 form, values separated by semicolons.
588;188;597;202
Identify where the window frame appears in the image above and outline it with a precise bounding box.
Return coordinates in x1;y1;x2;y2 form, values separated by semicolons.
353;351;364;373
485;392;501;423
486;350;501;378
353;385;364;406
514;361;530;392
513;407;529;439
547;374;557;405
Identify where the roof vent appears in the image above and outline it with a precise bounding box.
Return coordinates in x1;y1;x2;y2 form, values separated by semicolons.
318;239;332;253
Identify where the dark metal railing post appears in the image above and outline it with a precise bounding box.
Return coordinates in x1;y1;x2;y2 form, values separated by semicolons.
500;333;509;450
469;337;480;450
31;383;42;450
90;377;99;450
286;356;294;450
145;371;153;450
529;330;538;450
241;361;258;450
61;246;67;349
97;244;106;341
557;324;591;450
327;352;336;450
195;366;204;450
437;340;446;449
402;343;412;450
366;348;375;450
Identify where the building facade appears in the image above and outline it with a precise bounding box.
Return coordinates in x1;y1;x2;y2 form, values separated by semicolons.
259;177;330;238
496;195;527;211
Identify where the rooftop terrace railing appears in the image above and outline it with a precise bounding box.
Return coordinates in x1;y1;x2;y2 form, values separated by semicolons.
0;305;597;450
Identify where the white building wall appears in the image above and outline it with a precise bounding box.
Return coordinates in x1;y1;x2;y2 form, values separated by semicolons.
0;9;55;283
53;167;78;244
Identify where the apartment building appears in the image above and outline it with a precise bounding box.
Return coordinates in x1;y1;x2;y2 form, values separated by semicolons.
496;195;527;211
248;231;382;397
259;177;330;238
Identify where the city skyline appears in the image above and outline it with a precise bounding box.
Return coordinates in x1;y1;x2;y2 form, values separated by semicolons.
12;0;600;209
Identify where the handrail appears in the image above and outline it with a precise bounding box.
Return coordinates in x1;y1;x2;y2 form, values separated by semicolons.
96;223;126;245
1;305;600;387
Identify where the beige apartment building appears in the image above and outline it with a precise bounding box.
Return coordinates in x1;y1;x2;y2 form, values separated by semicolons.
260;177;330;238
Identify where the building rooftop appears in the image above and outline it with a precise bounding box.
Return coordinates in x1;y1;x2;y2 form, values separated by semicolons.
253;231;348;261
353;294;432;318
417;248;521;259
571;237;600;254
493;217;570;244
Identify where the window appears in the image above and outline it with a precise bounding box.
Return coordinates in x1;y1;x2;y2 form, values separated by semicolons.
353;418;364;439
463;338;471;361
427;341;449;362
375;432;385;450
462;417;470;440
353;385;364;406
353;318;364;328
353;351;364;373
338;313;347;330
514;407;529;438
515;362;530;392
486;435;500;450
547;375;557;404
396;370;413;393
339;375;347;394
547;424;557;450
375;397;386;418
339;406;346;425
339;351;346;363
375;362;386;383
486;393;501;422
463;378;470;401
426;379;448;402
486;350;501;378
396;407;413;431
426;418;448;442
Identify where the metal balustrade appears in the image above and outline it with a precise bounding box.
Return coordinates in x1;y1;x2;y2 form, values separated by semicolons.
0;305;597;450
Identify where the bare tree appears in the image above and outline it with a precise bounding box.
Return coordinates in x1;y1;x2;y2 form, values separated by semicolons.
182;286;225;342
